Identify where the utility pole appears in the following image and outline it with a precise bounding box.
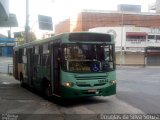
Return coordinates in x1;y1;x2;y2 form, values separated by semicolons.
120;10;124;66
25;0;30;43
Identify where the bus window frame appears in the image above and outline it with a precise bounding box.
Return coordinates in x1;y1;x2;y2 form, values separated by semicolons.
61;43;115;73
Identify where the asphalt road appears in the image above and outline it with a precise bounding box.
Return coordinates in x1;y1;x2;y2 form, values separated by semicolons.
0;67;160;120
117;66;160;114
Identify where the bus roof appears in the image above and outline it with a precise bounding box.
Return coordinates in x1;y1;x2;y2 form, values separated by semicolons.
14;32;114;50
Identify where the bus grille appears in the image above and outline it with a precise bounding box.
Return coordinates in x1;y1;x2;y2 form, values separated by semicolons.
75;75;106;81
77;83;106;87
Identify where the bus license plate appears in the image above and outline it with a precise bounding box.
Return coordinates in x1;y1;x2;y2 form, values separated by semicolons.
88;89;97;92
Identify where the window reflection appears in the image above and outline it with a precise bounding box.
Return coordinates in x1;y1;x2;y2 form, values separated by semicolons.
62;44;115;72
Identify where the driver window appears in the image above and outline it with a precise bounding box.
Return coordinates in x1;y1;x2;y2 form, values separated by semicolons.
64;46;85;60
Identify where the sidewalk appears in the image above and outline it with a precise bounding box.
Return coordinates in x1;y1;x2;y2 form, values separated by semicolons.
0;57;13;74
0;73;18;85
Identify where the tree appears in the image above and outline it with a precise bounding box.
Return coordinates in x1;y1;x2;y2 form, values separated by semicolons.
14;32;37;45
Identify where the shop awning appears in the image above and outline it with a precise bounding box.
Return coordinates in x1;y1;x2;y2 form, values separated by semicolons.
126;32;147;36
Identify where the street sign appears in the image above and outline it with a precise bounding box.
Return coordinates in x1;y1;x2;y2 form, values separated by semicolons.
38;15;53;30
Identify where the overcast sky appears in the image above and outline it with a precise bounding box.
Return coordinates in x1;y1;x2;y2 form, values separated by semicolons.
6;0;156;38
9;0;156;27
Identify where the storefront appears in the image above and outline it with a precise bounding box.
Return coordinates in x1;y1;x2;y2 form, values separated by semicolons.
0;37;15;57
145;47;160;66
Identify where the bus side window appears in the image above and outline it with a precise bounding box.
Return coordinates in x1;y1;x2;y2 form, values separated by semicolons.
42;54;46;66
46;55;50;66
42;54;50;66
18;49;23;63
34;55;40;65
33;46;40;65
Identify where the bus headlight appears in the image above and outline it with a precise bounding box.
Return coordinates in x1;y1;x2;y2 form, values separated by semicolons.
110;80;116;84
63;82;74;87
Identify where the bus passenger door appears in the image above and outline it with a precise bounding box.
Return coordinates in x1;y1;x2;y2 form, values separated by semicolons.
27;48;34;87
51;43;61;95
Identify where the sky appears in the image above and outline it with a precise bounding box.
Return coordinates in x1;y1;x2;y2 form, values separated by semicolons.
7;0;156;38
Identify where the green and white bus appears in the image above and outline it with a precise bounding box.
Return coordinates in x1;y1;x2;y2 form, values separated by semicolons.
13;32;116;98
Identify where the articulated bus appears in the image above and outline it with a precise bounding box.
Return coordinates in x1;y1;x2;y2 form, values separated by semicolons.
13;32;116;99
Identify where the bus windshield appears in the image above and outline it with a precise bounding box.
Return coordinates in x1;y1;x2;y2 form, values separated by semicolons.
62;44;115;72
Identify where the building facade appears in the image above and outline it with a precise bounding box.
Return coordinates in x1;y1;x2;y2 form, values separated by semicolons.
55;10;160;34
0;0;17;57
55;10;160;65
0;36;15;57
149;0;160;13
89;27;160;65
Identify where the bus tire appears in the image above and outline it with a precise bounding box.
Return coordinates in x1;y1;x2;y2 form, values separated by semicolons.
20;73;25;87
43;80;52;99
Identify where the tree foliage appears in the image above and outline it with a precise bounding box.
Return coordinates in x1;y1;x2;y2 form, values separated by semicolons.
15;32;37;45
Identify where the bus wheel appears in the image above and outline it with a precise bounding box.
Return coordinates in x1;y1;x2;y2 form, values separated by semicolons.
43;82;52;99
20;73;25;87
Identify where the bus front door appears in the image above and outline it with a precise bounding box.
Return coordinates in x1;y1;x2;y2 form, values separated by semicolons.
51;43;60;95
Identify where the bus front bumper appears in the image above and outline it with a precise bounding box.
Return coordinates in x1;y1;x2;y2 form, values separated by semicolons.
60;84;116;99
